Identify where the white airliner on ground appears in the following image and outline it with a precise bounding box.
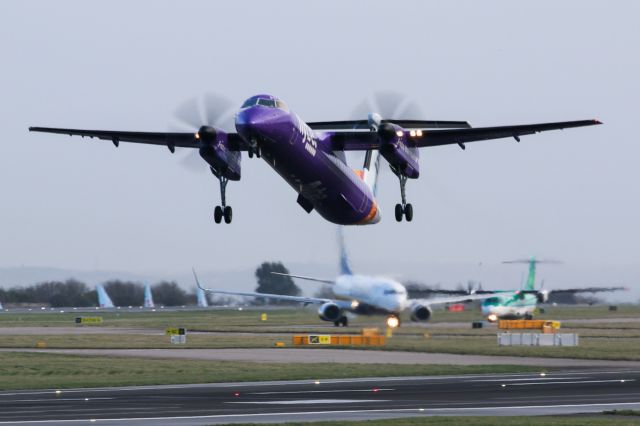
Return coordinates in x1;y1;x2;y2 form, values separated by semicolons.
194;231;495;328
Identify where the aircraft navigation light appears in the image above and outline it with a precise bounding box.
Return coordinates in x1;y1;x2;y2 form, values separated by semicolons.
410;130;416;137
487;314;498;322
351;300;359;309
501;384;506;388
55;390;62;395
540;372;547;377
416;130;423;136
386;316;400;328
314;380;321;385
395;130;403;137
195;132;200;139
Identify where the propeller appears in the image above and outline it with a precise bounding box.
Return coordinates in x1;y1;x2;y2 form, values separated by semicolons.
351;91;424;124
170;93;237;173
347;91;425;168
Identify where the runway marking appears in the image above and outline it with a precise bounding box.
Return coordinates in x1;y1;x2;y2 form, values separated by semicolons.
0;369;637;397
504;379;636;386
228;399;389;405
247;388;394;395
1;401;640;424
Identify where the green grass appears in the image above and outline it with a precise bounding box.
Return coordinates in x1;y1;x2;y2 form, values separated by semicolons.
1;304;638;330
1;306;638;361
2;331;637;361
234;415;640;425
0;352;538;390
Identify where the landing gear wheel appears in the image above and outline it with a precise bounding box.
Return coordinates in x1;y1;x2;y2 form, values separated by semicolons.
214;206;223;224
395;204;404;222
341;316;348;327
404;203;413;222
524;314;533;320
223;206;233;224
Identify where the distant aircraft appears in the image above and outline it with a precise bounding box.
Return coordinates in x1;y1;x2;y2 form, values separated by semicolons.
481;258;626;321
143;283;155;308
96;284;115;309
29;93;601;225
194;230;495;328
196;286;209;308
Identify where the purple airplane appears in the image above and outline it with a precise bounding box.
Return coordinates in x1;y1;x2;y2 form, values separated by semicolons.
29;94;600;225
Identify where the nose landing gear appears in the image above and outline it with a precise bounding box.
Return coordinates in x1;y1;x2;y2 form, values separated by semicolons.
213;170;233;224
394;174;413;222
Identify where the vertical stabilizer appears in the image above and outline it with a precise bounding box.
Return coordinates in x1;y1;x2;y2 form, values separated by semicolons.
96;284;115;308
503;258;562;291
337;227;353;276
143;282;155;308
525;258;537;291
197;286;209;307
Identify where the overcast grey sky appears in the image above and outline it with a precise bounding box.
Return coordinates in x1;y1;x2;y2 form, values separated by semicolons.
1;1;638;296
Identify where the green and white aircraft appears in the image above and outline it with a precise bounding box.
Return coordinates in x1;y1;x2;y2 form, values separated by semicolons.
481;258;625;322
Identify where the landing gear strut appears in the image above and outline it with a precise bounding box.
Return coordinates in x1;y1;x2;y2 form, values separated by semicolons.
247;138;262;159
394;174;413;222
212;170;232;224
333;316;348;327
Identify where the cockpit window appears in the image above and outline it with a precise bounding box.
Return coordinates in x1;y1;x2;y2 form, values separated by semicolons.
241;98;258;108
242;97;288;110
257;98;276;107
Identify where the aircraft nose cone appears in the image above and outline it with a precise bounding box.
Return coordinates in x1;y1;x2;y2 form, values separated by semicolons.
235;108;272;136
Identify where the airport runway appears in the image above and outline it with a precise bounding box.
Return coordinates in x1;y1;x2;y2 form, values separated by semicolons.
0;369;638;425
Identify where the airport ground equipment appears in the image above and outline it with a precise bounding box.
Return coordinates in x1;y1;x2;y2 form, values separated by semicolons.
498;333;578;346
166;327;187;344
293;334;385;346
498;319;561;332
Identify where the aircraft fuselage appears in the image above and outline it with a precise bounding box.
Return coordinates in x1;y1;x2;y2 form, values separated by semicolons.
235;97;379;225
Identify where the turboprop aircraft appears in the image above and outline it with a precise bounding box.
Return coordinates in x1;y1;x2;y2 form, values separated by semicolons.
30;94;601;225
481;258;626;321
194;231;497;328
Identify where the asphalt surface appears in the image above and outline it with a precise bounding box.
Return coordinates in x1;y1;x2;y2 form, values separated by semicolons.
6;348;640;368
0;369;638;425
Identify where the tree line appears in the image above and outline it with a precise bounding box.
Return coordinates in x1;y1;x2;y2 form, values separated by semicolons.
0;279;198;307
0;261;306;308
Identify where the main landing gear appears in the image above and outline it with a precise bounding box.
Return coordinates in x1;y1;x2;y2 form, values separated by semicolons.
394;174;413;222
333;316;348;327
213;171;232;224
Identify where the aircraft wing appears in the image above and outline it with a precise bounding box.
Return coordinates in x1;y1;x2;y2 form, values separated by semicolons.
193;269;330;305
308;119;471;130
409;292;508;306
524;286;627;295
327;119;602;151
28;127;247;150
270;272;334;285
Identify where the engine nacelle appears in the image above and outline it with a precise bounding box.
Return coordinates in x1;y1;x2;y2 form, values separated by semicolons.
197;126;241;181
537;290;550;303
318;302;342;322
410;303;432;322
378;123;420;179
